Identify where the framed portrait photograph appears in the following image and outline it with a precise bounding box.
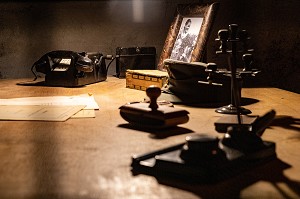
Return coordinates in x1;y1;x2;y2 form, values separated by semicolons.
170;17;203;62
157;3;219;70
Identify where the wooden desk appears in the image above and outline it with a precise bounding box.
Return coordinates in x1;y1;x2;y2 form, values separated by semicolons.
0;77;299;199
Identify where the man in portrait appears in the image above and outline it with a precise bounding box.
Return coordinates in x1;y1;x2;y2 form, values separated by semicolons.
170;18;203;62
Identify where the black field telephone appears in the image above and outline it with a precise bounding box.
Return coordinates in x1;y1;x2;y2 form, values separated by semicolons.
31;50;113;87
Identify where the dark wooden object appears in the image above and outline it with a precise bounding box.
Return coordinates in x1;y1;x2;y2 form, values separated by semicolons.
119;85;189;128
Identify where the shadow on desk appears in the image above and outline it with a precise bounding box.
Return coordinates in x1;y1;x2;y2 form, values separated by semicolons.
170;97;259;108
118;124;193;139
271;115;300;134
152;158;300;199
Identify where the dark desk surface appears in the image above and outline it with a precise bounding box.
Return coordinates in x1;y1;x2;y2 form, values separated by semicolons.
0;77;299;199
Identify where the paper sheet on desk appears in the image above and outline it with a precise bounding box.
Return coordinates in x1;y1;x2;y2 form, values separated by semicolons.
0;94;99;109
71;109;95;118
0;94;99;119
0;105;86;121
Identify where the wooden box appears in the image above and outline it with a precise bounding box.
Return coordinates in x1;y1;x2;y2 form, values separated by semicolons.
126;70;168;91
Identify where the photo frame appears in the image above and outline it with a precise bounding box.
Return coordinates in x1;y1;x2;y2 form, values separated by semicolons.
157;2;219;70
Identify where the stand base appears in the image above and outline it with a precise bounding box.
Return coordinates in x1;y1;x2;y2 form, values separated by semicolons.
215;104;252;115
214;114;258;133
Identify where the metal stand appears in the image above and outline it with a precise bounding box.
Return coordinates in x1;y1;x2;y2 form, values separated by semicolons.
216;104;251;114
214;24;255;115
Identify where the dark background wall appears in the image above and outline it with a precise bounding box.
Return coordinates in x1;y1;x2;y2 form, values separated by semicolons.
206;0;300;93
0;0;299;93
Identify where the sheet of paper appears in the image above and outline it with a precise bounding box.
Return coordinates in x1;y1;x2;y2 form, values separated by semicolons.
0;94;99;110
0;94;99;119
71;109;95;118
0;105;86;122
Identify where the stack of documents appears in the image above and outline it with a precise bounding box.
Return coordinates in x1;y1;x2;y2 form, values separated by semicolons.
0;94;99;122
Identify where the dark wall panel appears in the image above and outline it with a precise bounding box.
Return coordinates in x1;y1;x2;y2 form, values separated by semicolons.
0;0;299;93
0;0;199;78
206;0;300;93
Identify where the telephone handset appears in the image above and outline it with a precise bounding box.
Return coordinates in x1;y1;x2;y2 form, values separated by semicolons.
31;50;113;87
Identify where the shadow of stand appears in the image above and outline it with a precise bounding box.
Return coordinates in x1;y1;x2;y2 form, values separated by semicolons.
143;158;300;199
270;115;300;133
